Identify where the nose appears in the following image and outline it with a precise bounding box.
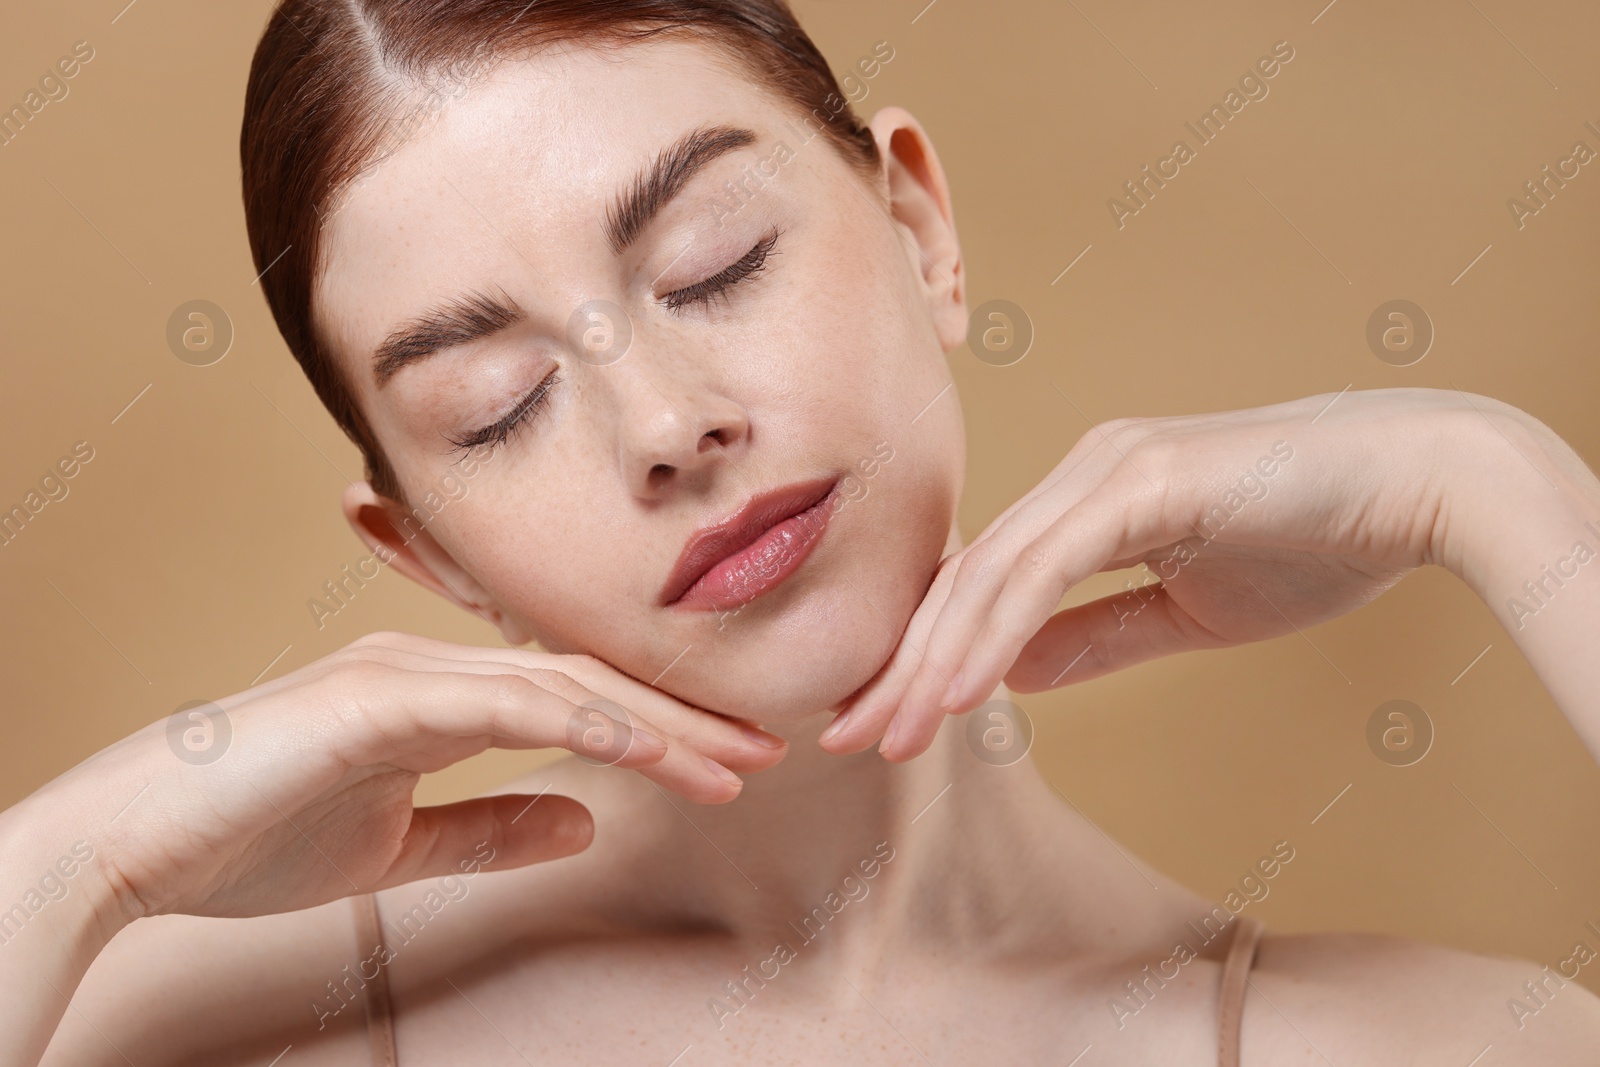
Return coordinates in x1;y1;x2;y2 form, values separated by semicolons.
614;369;750;497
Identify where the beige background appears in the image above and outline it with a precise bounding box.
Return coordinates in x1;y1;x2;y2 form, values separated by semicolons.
3;0;1598;991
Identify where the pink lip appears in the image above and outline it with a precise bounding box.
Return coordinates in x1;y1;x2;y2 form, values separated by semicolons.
659;476;840;611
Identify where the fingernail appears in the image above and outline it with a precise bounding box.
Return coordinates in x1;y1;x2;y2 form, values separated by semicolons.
818;709;854;744
879;715;902;755
631;728;667;752
939;672;965;710
740;723;787;749
702;755;743;787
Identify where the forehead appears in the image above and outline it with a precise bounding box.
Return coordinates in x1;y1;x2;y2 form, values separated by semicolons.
313;36;796;372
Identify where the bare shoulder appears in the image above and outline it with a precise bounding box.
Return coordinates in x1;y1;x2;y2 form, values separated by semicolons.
1243;928;1600;1065
42;898;372;1067
40;759;650;1066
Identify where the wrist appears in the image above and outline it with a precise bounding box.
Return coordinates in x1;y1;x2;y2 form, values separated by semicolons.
0;801;130;1067
0;798;132;968
1436;399;1600;613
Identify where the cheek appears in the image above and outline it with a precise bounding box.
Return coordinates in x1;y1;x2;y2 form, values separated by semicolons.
694;440;957;719
439;475;630;645
778;231;951;427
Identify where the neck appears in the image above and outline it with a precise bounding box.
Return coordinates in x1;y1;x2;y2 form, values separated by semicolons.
625;521;1192;970
692;699;1043;916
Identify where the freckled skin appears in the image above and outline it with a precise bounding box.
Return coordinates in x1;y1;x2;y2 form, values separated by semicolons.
318;39;962;723
41;36;1600;1067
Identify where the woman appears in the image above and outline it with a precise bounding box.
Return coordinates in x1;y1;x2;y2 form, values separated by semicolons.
7;1;1599;1063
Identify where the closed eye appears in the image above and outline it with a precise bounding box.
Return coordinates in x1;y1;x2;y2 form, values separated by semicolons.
439;230;781;459
444;371;561;458
662;229;782;312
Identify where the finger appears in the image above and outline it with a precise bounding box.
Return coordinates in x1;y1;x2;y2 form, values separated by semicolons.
916;468;1166;752
320;664;742;805
370;793;593;891
815;555;958;755
340;634;787;772
814;636;920;754
886;450;1181;761
1006;583;1232;692
549;654;788;772
450;666;748;805
966;418;1156;538
650;712;788;774
875;538;1027;761
369;647;766;790
877;517;1078;762
330;641;765;790
872;454;1133;760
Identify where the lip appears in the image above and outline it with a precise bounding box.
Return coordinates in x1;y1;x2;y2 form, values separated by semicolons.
659;475;841;611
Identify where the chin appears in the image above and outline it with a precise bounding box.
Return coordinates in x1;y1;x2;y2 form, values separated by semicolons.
667;488;954;722
697;606;907;722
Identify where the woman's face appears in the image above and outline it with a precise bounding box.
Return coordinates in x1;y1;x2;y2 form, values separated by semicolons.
315;37;967;722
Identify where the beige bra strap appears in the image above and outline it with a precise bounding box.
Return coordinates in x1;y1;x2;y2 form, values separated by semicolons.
1217;913;1265;1067
351;893;398;1067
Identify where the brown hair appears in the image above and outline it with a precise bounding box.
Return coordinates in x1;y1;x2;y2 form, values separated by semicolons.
241;0;883;500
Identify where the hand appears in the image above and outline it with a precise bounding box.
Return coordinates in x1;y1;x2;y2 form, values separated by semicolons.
20;631;786;923
819;387;1502;761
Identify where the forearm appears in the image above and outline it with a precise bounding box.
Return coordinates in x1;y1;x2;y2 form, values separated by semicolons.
0;799;128;1066
1443;403;1600;765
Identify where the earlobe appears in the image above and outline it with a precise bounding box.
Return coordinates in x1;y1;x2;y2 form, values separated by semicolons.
339;482;534;645
866;106;967;352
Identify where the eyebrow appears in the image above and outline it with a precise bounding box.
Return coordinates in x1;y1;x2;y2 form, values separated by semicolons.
604;123;758;255
371;123;758;386
372;291;524;388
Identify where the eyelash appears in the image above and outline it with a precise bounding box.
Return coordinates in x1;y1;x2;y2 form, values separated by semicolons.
445;372;561;457
662;229;782;312
445;231;782;457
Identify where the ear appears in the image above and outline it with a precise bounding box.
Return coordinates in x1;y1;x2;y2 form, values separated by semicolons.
340;481;536;645
866;106;967;353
